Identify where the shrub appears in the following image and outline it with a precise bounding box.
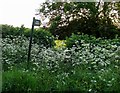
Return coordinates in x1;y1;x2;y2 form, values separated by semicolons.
22;28;55;47
54;40;66;49
65;34;97;48
1;24;55;48
1;24;25;38
33;28;55;48
23;28;31;38
65;33;120;48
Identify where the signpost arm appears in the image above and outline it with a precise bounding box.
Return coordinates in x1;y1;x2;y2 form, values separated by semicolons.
27;17;35;69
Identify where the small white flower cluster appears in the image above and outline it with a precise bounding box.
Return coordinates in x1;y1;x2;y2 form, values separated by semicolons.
2;35;120;71
2;35;120;92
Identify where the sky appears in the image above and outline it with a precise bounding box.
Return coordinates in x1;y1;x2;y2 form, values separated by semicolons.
0;0;119;28
0;0;45;28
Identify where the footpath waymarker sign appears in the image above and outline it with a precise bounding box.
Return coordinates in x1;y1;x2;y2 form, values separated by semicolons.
27;17;41;69
34;19;41;26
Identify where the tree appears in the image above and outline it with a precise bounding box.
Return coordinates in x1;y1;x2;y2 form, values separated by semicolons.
38;0;120;39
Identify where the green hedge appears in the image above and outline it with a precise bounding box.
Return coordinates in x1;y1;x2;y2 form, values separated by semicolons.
2;24;55;47
65;33;120;48
33;29;55;48
24;28;55;48
2;24;21;38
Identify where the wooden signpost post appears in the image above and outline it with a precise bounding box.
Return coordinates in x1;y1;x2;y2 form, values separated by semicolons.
27;17;41;69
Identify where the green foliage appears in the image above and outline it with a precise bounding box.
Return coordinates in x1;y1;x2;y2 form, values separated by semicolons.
2;24;21;38
48;21;59;35
2;35;55;71
23;28;31;38
33;28;55;48
2;70;39;92
38;2;120;39
2;65;120;92
65;34;97;48
65;33;120;48
2;33;120;92
53;17;120;39
49;16;61;34
65;33;82;48
54;40;66;48
1;24;55;47
2;36;29;71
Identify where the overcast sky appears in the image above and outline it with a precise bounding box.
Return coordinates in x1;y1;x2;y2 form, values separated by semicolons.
0;0;45;28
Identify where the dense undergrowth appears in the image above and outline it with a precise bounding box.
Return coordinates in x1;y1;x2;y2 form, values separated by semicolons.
2;34;120;92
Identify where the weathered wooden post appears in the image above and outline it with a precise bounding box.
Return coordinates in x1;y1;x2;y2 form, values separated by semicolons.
27;17;40;69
